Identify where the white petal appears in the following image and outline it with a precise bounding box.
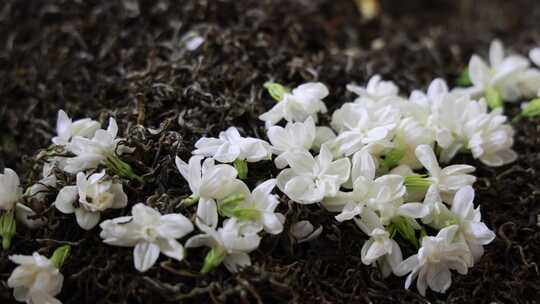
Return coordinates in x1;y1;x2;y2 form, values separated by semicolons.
75;209;101;230
489;39;504;67
157;238;185;261
133;241;161;272
286;149;316;175
415;145;441;176
53;186;78;214
351;150;376;182
156;214;194;239
468;55;490;87
214;142;241;163
451;186;475;219
398;203;429;219
427;265;452;294
469;222;496;245
223;252;251;273
262;213;283;234
132;203;161;226
196;198;218;229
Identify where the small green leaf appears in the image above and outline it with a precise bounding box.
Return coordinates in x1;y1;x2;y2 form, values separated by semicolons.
51;245;71;268
456;68;472;86
484;87;503;109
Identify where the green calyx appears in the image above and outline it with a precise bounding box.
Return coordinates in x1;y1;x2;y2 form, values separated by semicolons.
200;247;227;274
105;154;143;183
484;87;503;109
391;216;419;249
233;159;248;180
263;82;290;102
0;209;16;250
456;68;472;86
219;194;261;221
50;245;71;269
404;174;432;193
382;148;405;170
181;194;200;207
513;98;540;122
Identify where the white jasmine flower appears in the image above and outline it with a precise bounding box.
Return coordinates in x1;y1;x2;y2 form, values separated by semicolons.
54;171;128;230
100;203;194;272
449;186;495;261
412;145;476;204
52;110;100;146
186;213;261;273
0;168;22;211
193;127;272;163
7;252;63;304
267;117;316;169
64;118;135;177
259;82;329;127
461;40;529;102
323;151;417;224
347;75;400;102
429;93;486;163
395;225;472;296
466;108;517;167
290;220;323;243
223;179;284;234
175;155;241;226
276;145;350;204
355;208;402;276
331;102;400;156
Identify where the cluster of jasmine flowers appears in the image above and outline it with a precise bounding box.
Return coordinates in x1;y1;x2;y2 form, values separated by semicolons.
2;40;540;302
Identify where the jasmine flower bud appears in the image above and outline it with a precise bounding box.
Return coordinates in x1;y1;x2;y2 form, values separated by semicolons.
0;209;16;249
263;82;289;102
456;68;472;86
484;87;503;109
50;245;71;269
514;97;540;122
